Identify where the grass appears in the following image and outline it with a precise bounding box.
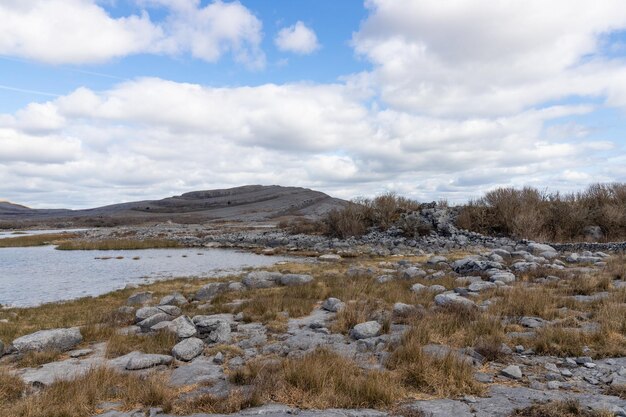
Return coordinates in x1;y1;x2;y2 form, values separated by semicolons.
509;400;614;417
605;384;626;399
105;330;177;358
15;350;63;367
0;367;175;417
55;238;182;250
0;233;78;248
0;368;26;404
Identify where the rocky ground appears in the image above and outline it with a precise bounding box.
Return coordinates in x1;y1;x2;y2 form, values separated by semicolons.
2;211;626;416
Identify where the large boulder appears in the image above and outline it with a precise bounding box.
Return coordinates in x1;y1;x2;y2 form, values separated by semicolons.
279;274;313;286
172;337;205;361
194;282;229;301
170;315;197;339
321;297;345;312
12;328;82;353
242;271;283;289
350;321;382;340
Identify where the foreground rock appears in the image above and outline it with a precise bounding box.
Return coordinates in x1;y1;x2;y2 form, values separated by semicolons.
12;327;82;353
172;337;205;361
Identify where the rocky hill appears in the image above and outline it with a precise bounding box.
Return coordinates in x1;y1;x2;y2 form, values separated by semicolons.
0;185;347;228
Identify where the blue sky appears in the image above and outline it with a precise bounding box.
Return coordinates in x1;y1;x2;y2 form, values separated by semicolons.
1;0;626;207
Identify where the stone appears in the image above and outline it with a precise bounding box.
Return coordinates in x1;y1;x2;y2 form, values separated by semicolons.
611;375;626;387
69;348;93;358
321;297;345;312
319;254;342;262
411;283;426;293
125;353;173;370
489;272;516;284
135;306;180;322
169;357;224;387
401;267;427;279
127;292;153;305
194;317;231;343
452;258;502;274
350;321;382;339
213;352;224;364
0;339;4;356
519;316;547;328
194;282;228;301
427;256;448;265
528;243;557;255
501;365;523;380
279;274;313;286
393;302;416;316
172;337;205;361
170;315;197;339
428;284;447;294
583;225;604;241
12;327;82;353
468;281;497;292
242;271;282;289
137;313;172;330
159;292;187;306
434;293;476;308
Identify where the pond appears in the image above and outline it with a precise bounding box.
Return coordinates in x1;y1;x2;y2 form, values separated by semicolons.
0;245;290;307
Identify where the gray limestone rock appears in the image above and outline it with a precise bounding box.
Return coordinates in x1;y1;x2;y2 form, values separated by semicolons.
172;337;205;361
12;327;82;353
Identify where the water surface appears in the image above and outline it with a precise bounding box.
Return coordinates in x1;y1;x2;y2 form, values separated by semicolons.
0;246;289;307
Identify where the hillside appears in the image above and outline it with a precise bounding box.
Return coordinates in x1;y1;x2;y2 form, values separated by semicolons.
0;185;347;228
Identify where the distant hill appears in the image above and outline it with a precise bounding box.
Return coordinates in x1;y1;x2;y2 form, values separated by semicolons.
0;185;347;227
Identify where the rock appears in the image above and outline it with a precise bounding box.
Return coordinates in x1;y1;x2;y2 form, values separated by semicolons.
172;337;205;361
350;321;382;339
611;375;626;387
401;267;427;279
528;243;557;255
69;348;93;358
427;255;448;265
194;317;231;343
519;316;547;328
0;339;4;356
137;313;172;330
434;293;476;308
489;272;516;284
411;283;427;293
428;285;447;294
501;365;523;380
376;274;394;283
242;271;283;289
213;352;224;364
279;274;313;286
452;258;502;274
12;327;82;353
135;306;179;322
194;282;228;301
319;254;342;262
468;281;497;292
159;292;187;306
321;297;345;312
169;356;224;387
125;353;173;370
393;302;416;316
583;225;604;242
170;315;197;338
127;292;153;305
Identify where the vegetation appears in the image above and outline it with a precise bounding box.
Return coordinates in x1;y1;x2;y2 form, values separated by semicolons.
457;183;626;241
105;330;177;358
55;238;181;250
509;400;613;417
0;233;78;248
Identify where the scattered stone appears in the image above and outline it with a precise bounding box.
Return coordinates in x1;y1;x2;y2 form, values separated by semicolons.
69;348;93;358
194;316;232;343
242;271;282;289
172;337;205;361
170;315;197;339
194;282;229;301
468;281;497;292
411;283;427;293
12;327;82;353
434;292;476;308
428;284;447;294
401;266;427;279
319;254;342;262
126;292;153;305
125;353;173;370
519;316;547;329
321;297;345;312
213;352;224;364
488;272;516;284
159;292;187;306
501;365;523;380
350;321;382;340
279;274;313;286
393;302;416;317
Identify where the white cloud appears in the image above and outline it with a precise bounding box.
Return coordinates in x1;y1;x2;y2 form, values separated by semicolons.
275;21;320;54
0;0;264;67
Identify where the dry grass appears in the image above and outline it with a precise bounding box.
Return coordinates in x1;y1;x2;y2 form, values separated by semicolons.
0;367;175;417
105;330;177;358
457;183;626;241
0;233;78;248
55;238;181;250
605;384;626;399
15;350;63;367
232;348;402;409
509;399;614;417
172;389;261;414
0;368;26;404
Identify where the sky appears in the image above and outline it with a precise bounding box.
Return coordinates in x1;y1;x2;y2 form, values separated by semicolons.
1;0;626;208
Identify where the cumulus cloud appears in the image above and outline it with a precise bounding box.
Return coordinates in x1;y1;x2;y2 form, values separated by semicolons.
275;21;320;54
0;0;264;67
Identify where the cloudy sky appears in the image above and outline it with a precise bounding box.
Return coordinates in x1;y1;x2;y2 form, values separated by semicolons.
1;0;626;208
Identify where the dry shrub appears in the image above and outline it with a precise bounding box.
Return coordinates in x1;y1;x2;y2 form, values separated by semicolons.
510;399;614;417
322;193;421;238
457;183;626;241
105;330;177;358
277;218;322;235
1;367;175;417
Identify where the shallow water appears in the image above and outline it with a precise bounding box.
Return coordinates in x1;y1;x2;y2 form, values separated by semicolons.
0;246;289;307
0;229;87;239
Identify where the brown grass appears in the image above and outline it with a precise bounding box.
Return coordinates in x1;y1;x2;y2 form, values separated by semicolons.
172;389;261;414
0;367;175;417
510;399;614;417
105;330;177;358
55;238;182;250
605;384;626;399
0;368;26;404
15;350;63;367
0;233;78;248
457;183;626;241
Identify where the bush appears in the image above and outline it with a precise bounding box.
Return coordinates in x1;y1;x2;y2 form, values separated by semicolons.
322;193;420;238
457;183;626;242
